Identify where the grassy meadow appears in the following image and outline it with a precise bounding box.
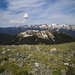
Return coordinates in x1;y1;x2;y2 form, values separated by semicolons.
0;42;75;75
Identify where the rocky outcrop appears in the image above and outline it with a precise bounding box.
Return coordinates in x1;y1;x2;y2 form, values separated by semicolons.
0;30;74;45
18;30;55;40
16;30;74;44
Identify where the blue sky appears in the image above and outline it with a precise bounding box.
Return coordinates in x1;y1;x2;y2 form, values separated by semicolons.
0;0;75;27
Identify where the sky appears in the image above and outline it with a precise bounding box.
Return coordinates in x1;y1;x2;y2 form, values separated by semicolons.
0;0;75;27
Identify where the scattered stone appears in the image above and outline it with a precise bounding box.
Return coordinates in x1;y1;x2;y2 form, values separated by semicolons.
16;58;24;67
64;63;69;66
50;48;56;52
7;49;11;51
2;51;6;54
35;63;40;67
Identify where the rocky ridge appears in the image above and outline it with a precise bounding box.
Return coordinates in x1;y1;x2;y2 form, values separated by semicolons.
16;30;74;44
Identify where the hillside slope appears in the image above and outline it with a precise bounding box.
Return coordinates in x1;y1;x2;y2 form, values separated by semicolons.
15;30;75;44
0;30;74;45
0;33;15;45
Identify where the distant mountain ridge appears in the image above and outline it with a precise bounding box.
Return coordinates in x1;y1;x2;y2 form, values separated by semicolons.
0;24;75;37
0;30;74;45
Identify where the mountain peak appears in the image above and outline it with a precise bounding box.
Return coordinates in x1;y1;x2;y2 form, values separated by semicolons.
16;30;74;44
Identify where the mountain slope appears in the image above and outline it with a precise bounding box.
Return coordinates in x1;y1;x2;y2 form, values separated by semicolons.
15;30;75;44
0;30;74;45
0;33;15;45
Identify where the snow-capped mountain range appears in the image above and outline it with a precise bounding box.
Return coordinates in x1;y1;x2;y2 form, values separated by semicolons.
0;24;75;37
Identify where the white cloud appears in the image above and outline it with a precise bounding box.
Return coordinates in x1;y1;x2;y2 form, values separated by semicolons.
24;13;29;18
0;0;75;27
8;0;46;10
